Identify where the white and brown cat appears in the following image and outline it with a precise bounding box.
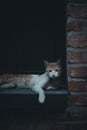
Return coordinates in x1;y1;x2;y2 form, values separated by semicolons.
0;60;61;103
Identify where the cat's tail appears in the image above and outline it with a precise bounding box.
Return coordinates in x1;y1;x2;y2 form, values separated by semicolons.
0;80;16;88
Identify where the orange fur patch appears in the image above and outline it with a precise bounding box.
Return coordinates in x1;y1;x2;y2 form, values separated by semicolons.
46;63;61;71
0;74;32;83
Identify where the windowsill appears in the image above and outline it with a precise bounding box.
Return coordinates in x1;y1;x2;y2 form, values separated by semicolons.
0;88;68;95
0;87;68;111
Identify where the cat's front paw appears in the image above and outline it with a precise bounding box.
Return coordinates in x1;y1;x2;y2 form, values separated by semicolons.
39;94;45;104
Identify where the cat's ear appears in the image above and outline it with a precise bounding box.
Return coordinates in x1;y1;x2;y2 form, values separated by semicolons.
57;59;61;65
44;60;49;66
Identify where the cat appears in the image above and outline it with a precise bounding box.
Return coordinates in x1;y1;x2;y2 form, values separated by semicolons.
0;59;61;103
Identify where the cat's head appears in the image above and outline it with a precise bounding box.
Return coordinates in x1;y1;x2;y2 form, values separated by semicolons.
44;59;61;79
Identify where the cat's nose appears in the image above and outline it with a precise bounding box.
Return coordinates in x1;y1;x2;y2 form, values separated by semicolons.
53;75;55;78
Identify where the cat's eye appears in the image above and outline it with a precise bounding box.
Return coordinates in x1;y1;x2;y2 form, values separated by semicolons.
55;69;58;71
49;70;52;72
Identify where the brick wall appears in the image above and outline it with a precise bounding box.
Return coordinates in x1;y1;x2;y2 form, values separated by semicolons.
67;1;87;120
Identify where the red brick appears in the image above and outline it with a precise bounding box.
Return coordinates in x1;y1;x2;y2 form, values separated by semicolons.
67;20;87;32
69;94;87;106
67;106;87;120
68;66;87;78
68;81;87;91
67;34;87;47
67;4;87;18
68;51;87;63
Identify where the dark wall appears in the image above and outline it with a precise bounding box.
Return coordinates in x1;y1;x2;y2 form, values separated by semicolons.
0;2;66;74
24;15;66;72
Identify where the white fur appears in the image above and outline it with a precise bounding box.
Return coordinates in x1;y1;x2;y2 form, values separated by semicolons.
48;70;60;78
28;72;49;103
28;69;60;103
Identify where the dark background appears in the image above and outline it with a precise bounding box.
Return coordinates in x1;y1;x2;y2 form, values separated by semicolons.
0;1;67;83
